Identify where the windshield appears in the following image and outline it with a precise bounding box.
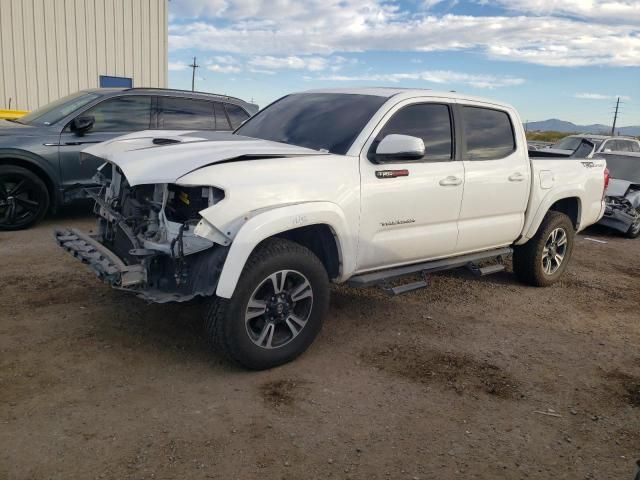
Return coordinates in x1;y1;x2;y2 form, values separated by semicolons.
551;136;583;150
16;91;101;126
235;93;388;155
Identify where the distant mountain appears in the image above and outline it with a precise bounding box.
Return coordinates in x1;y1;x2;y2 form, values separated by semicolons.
525;119;640;136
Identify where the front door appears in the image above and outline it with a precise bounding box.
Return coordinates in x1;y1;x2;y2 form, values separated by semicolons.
58;95;153;192
456;105;530;252
357;101;464;271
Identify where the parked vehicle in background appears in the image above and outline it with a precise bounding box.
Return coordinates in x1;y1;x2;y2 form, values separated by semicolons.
0;88;258;231
56;88;607;369
596;151;640;238
542;134;640;156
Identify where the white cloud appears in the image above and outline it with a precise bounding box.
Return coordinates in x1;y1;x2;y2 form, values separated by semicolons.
168;1;640;67
168;61;189;71
574;92;631;100
316;70;525;89
206;64;242;74
247;55;347;72
484;0;640;24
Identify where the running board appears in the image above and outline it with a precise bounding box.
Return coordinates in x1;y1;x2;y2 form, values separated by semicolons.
348;247;512;290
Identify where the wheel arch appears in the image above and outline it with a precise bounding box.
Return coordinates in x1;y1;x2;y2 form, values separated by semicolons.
516;192;584;245
0;153;59;211
214;202;354;298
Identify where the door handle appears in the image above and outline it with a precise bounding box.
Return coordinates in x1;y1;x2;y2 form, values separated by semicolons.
439;176;462;186
508;172;525;182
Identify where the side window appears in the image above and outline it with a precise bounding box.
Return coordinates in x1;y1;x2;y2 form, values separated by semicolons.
224;103;250;129
372;103;453;161
601;140;615;152
159;97;215;130
462;106;515;160
630;142;640;153
214;102;231;130
616;140;634;152
80;96;151;132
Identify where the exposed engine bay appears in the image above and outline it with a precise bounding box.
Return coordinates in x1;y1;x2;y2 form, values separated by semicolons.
56;162;229;302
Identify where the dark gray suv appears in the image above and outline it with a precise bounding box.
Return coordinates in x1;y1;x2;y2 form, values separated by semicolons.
0;88;258;230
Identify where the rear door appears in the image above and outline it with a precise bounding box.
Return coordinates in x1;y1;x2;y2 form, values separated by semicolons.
357;100;464;271
455;104;530;252
58;95;152;190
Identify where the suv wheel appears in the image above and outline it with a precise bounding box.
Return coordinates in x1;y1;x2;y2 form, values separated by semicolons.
625;211;640;239
513;211;575;287
204;238;330;370
0;165;50;231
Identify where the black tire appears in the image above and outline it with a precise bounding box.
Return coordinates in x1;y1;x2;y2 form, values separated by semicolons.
204;238;330;370
0;165;50;231
513;211;575;287
624;211;640;239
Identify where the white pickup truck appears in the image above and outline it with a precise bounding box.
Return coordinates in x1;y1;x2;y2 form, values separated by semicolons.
55;88;608;369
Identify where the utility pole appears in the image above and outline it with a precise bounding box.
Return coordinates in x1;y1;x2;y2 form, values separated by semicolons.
611;96;620;136
189;57;199;91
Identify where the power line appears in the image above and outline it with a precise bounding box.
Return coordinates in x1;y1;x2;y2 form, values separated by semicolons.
611;96;621;136
189;56;200;92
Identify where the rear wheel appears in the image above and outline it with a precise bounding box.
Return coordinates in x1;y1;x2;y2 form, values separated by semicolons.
624;211;640;238
204;238;330;370
0;165;50;231
513;211;575;287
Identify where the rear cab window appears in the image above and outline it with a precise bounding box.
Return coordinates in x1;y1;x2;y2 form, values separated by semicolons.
461;106;516;160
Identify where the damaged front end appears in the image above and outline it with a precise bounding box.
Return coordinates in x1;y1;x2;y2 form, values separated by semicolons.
599;179;640;237
55;162;229;302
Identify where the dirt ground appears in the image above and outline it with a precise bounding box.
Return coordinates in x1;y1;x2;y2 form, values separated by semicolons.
1;206;639;480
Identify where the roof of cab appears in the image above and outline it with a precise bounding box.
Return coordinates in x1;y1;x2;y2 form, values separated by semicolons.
301;87;515;109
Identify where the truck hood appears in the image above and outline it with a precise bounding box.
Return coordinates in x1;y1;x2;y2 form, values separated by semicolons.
83;130;327;186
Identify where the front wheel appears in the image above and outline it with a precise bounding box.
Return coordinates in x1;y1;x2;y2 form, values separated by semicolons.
513;211;575;287
0;165;50;231
204;238;330;370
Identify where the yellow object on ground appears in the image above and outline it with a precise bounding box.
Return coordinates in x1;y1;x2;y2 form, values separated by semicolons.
0;109;29;120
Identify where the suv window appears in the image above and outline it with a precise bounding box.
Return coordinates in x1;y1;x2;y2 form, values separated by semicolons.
630;141;640;153
462;106;515;160
225;103;250;129
613;140;637;152
372;103;453;161
80;96;152;132
214;102;231;130
159;97;215;130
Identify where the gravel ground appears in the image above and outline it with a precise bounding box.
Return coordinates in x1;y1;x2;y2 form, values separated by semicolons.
1;207;639;480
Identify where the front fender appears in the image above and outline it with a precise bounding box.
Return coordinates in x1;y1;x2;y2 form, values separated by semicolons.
213;202;355;298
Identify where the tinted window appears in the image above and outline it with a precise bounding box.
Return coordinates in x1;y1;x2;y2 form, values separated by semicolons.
159;97;215;130
630;142;640;153
83;96;151;132
236;93;387;155
373;103;452;161
615;140;635;152
18;92;101;126
463;106;515;160
214;102;231;130
552;136;582;150
225;103;249;128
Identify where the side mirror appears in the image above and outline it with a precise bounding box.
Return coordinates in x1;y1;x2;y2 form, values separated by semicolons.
375;134;425;161
70;115;95;136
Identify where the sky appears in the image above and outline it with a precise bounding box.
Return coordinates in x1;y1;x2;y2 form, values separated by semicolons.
166;0;640;126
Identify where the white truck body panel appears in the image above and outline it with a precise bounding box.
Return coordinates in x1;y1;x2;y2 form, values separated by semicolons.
73;88;607;300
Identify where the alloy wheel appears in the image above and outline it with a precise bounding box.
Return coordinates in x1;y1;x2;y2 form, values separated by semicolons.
245;269;314;349
542;227;568;275
0;174;43;229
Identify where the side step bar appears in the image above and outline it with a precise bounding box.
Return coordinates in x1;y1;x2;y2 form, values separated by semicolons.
347;247;512;292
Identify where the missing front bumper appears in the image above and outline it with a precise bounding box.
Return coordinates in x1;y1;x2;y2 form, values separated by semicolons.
55;227;229;303
55;228;146;287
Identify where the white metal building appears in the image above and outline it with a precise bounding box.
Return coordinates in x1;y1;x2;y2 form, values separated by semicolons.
0;0;168;111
